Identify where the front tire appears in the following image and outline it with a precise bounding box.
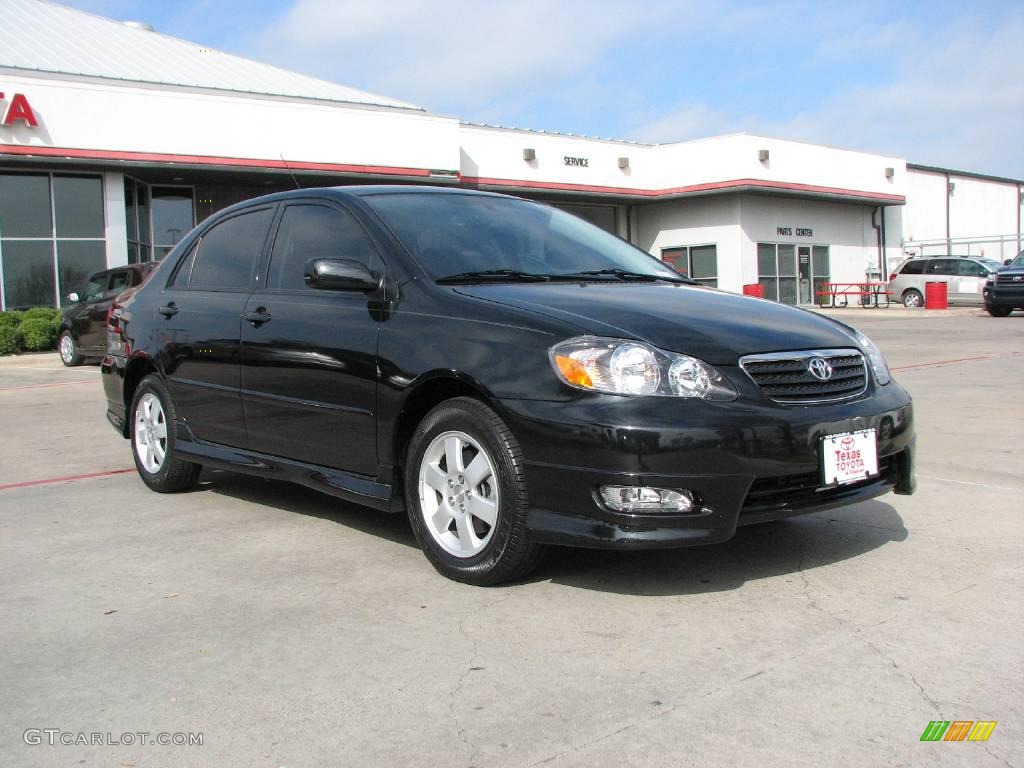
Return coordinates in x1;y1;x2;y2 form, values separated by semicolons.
58;331;82;366
902;289;923;308
130;374;201;493
986;305;1012;317
405;397;542;585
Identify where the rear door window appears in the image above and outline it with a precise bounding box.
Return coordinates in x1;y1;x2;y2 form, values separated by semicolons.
926;259;957;276
187;208;274;291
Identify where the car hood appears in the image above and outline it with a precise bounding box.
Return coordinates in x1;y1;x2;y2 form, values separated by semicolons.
453;282;860;365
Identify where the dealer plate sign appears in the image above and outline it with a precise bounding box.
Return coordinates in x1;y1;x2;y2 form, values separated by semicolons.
822;429;878;486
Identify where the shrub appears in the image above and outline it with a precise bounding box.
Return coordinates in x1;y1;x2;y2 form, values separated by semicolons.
0;311;23;329
0;325;21;355
19;317;57;351
22;306;61;323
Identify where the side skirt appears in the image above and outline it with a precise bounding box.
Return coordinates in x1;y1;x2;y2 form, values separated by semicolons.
174;427;400;514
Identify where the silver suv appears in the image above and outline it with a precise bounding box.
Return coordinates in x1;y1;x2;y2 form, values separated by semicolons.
889;256;1004;307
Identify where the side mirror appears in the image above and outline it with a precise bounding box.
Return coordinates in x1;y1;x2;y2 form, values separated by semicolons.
1005;259;1013;266
304;258;381;292
66;292;80;303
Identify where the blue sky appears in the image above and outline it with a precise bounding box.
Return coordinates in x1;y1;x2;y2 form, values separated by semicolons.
65;0;1024;177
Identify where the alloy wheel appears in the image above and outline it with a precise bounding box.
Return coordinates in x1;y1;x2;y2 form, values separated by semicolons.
417;430;500;558
134;392;168;473
59;334;75;364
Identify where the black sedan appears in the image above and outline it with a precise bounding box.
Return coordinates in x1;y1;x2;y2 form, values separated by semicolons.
101;186;915;584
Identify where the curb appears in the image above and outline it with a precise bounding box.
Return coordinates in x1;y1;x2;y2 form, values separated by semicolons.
0;352;62;368
807;306;987;319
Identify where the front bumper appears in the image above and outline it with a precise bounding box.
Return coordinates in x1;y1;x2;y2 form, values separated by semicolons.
984;281;1024;309
499;382;915;549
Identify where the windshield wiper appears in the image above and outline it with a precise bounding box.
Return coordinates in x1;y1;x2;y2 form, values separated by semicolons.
435;269;552;284
555;268;695;284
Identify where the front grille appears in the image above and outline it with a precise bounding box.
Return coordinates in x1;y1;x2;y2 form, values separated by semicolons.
739;349;867;405
995;272;1024;287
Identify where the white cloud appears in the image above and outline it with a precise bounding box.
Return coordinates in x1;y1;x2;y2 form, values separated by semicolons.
628;14;1024;176
255;0;705;107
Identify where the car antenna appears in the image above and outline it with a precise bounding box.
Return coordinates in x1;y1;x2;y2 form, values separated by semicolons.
279;153;302;189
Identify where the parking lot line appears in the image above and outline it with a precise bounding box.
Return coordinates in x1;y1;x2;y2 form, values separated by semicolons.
0;468;135;492
0;379;97;392
891;351;1024;372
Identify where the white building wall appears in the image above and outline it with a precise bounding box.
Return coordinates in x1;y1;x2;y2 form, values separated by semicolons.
0;72;461;173
635;196;746;292
738;196;880;285
903;167;1023;261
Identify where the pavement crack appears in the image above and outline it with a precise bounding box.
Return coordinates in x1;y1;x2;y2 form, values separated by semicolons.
448;592;513;765
984;745;1015;768
526;703;678;767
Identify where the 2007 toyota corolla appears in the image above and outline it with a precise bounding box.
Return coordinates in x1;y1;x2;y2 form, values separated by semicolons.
102;186;915;584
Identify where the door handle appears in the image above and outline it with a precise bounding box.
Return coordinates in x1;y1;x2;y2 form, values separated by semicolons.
244;308;272;326
158;303;178;317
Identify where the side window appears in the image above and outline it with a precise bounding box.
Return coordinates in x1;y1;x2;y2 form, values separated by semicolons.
899;260;925;275
958;260;985;277
188;208;274;291
267;204;377;291
108;271;130;294
926;259;956;275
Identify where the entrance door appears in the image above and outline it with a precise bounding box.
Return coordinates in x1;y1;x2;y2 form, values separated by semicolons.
798;246;812;305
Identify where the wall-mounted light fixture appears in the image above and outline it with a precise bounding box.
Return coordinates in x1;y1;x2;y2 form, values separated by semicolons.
948;182;956;194
522;148;536;162
758;149;770;162
885;167;895;179
617;157;629;169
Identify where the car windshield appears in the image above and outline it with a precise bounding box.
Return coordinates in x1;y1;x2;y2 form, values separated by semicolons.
364;193;687;283
978;260;1002;271
82;276;105;300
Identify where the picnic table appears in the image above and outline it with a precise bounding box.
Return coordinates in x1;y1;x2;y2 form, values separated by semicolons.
817;281;893;308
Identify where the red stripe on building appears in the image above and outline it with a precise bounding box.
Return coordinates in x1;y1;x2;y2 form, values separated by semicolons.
0;143;436;177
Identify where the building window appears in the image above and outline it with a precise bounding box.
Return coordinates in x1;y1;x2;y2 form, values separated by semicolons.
125;178;150;264
151;186;195;261
0;172;106;310
757;242;830;305
661;245;718;287
126;179;195;263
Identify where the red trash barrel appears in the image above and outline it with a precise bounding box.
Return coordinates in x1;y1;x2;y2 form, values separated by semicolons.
742;283;764;298
924;281;948;309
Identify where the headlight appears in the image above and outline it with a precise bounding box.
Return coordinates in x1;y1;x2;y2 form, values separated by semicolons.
550;336;736;400
852;330;891;385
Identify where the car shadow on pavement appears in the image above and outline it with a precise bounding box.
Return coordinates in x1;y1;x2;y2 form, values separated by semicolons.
199;470;420;550
536;501;908;596
200;468;907;596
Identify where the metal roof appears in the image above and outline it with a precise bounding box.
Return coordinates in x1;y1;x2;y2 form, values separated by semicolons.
0;0;422;111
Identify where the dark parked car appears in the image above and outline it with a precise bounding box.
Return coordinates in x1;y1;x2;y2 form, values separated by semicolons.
102;187;915;584
984;249;1024;316
59;263;156;366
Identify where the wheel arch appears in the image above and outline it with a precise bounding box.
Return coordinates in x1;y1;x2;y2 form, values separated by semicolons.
392;372;501;476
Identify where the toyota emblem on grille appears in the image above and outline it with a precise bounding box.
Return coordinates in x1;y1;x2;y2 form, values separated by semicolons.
807;357;833;381
1014;275;1023;282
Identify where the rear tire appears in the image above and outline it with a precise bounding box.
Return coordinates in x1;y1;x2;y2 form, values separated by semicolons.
130;374;201;493
986;305;1012;317
405;397;543;585
902;289;923;308
58;331;82;366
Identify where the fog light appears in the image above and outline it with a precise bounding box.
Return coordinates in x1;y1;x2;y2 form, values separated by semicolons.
599;486;696;513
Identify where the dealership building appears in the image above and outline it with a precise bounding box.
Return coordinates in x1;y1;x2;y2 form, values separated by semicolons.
1;0;1022;311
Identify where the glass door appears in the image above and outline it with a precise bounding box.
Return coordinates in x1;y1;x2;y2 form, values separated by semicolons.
798;246;812;304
